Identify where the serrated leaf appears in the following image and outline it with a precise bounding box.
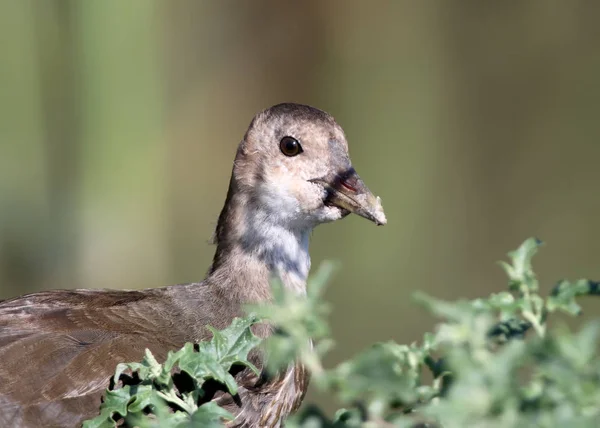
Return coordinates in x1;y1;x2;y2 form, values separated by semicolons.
423;332;436;350
125;384;156;413
508;238;541;278
547;279;596;316
83;385;135;428
413;292;475;322
113;361;147;385
331;341;426;412
487;292;516;307
143;348;163;378
163;348;184;373
501;238;542;293
81;412;117;428
333;407;363;426
101;386;134;417
174;317;260;395
249;266;335;375
498;261;515;280
178;350;238;394
307;261;340;298
204;316;262;372
190;401;235;426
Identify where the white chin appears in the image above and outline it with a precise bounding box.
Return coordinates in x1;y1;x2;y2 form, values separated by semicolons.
312;206;345;225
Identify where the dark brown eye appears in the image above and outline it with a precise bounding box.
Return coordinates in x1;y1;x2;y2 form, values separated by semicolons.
279;136;303;157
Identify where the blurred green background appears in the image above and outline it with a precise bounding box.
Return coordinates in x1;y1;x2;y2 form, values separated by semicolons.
1;0;599;412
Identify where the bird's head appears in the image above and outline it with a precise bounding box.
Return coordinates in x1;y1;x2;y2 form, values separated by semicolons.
232;103;386;230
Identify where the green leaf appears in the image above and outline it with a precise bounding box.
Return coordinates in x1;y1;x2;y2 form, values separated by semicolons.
248;263;336;375
307;260;340;298
413;291;475;322
101;386;134;417
178;348;238;394
547;279;596;316
116;362;147;383
329;341;428;414
81;412;117;428
204;316;262;374
332;408;362;425
83;386;136;428
500;238;542;292
190;402;235;426
125;384;156;413
507;238;542;279
176;317;261;395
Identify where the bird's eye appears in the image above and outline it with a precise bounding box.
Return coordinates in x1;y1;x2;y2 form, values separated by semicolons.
279;136;303;157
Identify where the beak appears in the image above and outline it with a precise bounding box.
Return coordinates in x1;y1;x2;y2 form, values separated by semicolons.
310;168;387;226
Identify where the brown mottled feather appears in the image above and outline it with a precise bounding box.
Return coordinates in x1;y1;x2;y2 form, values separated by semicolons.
0;288;194;426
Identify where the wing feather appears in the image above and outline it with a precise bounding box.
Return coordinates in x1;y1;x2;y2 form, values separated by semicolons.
0;288;189;427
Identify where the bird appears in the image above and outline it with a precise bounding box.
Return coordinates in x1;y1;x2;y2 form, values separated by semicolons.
0;103;386;427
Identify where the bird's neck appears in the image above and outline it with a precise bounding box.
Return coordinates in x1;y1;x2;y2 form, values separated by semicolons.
207;180;312;302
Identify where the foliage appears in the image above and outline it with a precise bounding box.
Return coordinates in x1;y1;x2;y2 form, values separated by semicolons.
84;239;600;427
83;317;261;428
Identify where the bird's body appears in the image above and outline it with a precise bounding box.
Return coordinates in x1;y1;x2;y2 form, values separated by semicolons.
0;104;386;427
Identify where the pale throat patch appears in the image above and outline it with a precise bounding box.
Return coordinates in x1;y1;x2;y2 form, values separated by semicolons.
272;229;311;295
242;207;312;295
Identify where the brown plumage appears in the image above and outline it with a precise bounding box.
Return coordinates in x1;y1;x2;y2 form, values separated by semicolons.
0;103;386;427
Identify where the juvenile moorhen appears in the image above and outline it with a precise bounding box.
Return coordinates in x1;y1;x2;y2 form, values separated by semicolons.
0;103;386;427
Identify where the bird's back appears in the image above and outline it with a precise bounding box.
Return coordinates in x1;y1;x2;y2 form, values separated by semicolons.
0;287;196;427
0;285;309;428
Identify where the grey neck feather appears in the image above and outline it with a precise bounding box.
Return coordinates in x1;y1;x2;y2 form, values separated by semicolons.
208;181;311;301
